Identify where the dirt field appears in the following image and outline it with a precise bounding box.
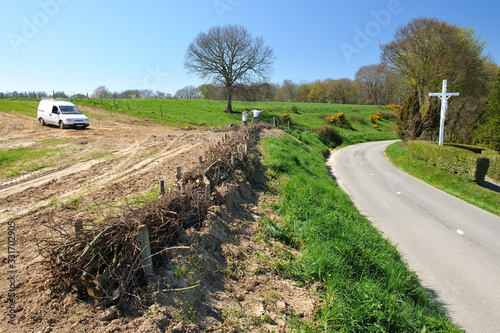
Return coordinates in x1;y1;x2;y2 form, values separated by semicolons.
0;106;320;332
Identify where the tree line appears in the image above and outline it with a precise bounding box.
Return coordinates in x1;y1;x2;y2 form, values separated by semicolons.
1;19;498;150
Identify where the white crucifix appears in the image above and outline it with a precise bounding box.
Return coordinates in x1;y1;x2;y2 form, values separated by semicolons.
429;80;459;145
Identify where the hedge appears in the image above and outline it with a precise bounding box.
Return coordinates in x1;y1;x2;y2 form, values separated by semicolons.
408;141;490;183
448;143;500;181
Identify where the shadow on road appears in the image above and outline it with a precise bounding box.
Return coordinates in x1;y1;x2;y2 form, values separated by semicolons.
481;177;500;194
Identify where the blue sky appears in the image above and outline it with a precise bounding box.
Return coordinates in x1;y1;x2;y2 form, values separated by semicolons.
1;0;499;96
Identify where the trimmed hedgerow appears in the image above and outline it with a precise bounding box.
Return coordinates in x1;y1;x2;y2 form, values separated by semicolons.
408;141;490;183
447;143;500;181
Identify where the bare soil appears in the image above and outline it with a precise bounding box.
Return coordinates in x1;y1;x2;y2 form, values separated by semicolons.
0;107;321;332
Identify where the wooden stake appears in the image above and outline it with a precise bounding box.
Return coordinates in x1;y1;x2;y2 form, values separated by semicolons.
159;180;165;195
205;184;210;198
176;167;181;181
138;225;154;281
74;219;83;237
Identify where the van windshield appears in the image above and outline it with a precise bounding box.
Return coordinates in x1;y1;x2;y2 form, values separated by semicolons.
59;105;83;114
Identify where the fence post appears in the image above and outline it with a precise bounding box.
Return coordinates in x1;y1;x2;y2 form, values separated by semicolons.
138;225;154;282
176;167;181;181
273;116;279;128
160;106;163;117
74;219;83;237
215;166;220;186
159;180;165;195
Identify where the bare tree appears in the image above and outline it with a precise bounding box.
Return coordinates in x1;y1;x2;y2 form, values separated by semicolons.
184;24;275;113
275;79;300;102
91;85;111;99
140;89;155;99
175;85;201;99
355;64;403;105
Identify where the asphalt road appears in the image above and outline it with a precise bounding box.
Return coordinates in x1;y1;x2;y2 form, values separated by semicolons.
327;140;500;333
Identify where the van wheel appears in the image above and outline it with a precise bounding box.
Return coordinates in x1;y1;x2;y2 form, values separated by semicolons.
59;121;66;129
39;118;45;126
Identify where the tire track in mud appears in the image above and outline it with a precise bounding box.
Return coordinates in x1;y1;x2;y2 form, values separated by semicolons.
0;131;219;224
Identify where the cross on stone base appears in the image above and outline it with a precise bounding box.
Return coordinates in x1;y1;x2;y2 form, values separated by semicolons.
429;80;459;145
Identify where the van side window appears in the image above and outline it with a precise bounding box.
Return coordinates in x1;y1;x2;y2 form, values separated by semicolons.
52;106;58;114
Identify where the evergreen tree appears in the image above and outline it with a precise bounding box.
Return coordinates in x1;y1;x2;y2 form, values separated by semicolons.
474;71;500;152
420;99;441;141
397;88;422;142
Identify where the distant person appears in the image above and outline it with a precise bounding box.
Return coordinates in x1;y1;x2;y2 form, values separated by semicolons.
242;109;249;126
252;108;263;123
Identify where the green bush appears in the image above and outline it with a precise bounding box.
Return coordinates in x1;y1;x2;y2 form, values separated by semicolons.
408;141;490;183
280;114;291;123
315;125;343;148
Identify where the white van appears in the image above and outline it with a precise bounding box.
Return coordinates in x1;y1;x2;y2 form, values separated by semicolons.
37;99;90;129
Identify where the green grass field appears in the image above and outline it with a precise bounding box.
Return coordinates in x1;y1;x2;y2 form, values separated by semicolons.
1;97;398;146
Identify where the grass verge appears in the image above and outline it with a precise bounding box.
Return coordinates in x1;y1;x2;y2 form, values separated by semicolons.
386;141;500;216
260;134;463;332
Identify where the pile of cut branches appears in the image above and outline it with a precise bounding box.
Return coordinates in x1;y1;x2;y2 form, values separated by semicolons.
36;125;260;306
